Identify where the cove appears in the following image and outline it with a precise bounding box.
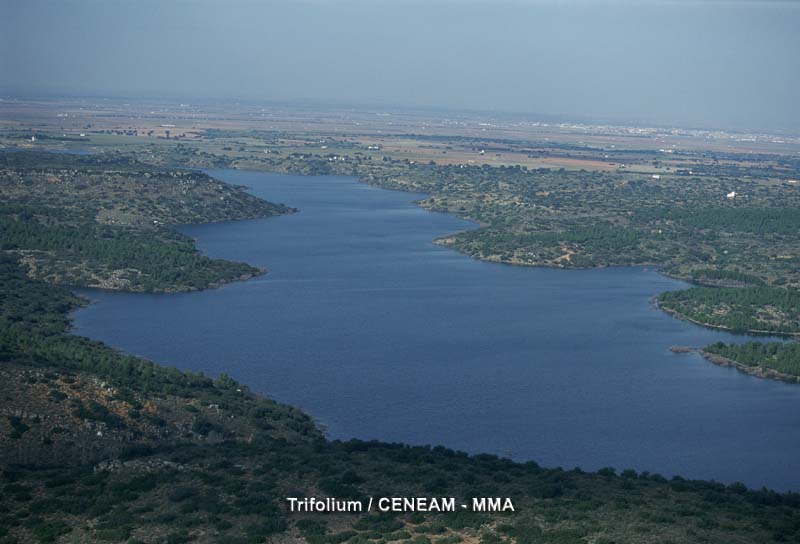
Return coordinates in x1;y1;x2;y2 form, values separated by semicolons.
72;170;800;491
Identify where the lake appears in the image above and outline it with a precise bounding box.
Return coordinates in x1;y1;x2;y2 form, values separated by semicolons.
72;169;800;491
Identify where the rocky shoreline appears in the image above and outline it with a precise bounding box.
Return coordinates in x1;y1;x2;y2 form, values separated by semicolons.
700;350;800;384
670;345;800;384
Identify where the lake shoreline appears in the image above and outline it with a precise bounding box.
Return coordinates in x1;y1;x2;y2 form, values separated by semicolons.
654;296;800;338
700;350;800;384
224;164;795;384
72;168;800;491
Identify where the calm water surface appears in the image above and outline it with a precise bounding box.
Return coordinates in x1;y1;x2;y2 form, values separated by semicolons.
73;170;800;491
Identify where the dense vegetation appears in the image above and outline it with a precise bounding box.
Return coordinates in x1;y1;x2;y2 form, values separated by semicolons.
658;287;800;335
0;152;291;291
0;205;265;291
2;150;799;542
637;207;800;237
704;341;800;379
686;268;765;288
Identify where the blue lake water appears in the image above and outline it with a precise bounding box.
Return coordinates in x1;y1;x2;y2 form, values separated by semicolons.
72;170;800;491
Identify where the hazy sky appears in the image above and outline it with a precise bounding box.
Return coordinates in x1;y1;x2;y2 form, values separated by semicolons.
2;0;799;132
